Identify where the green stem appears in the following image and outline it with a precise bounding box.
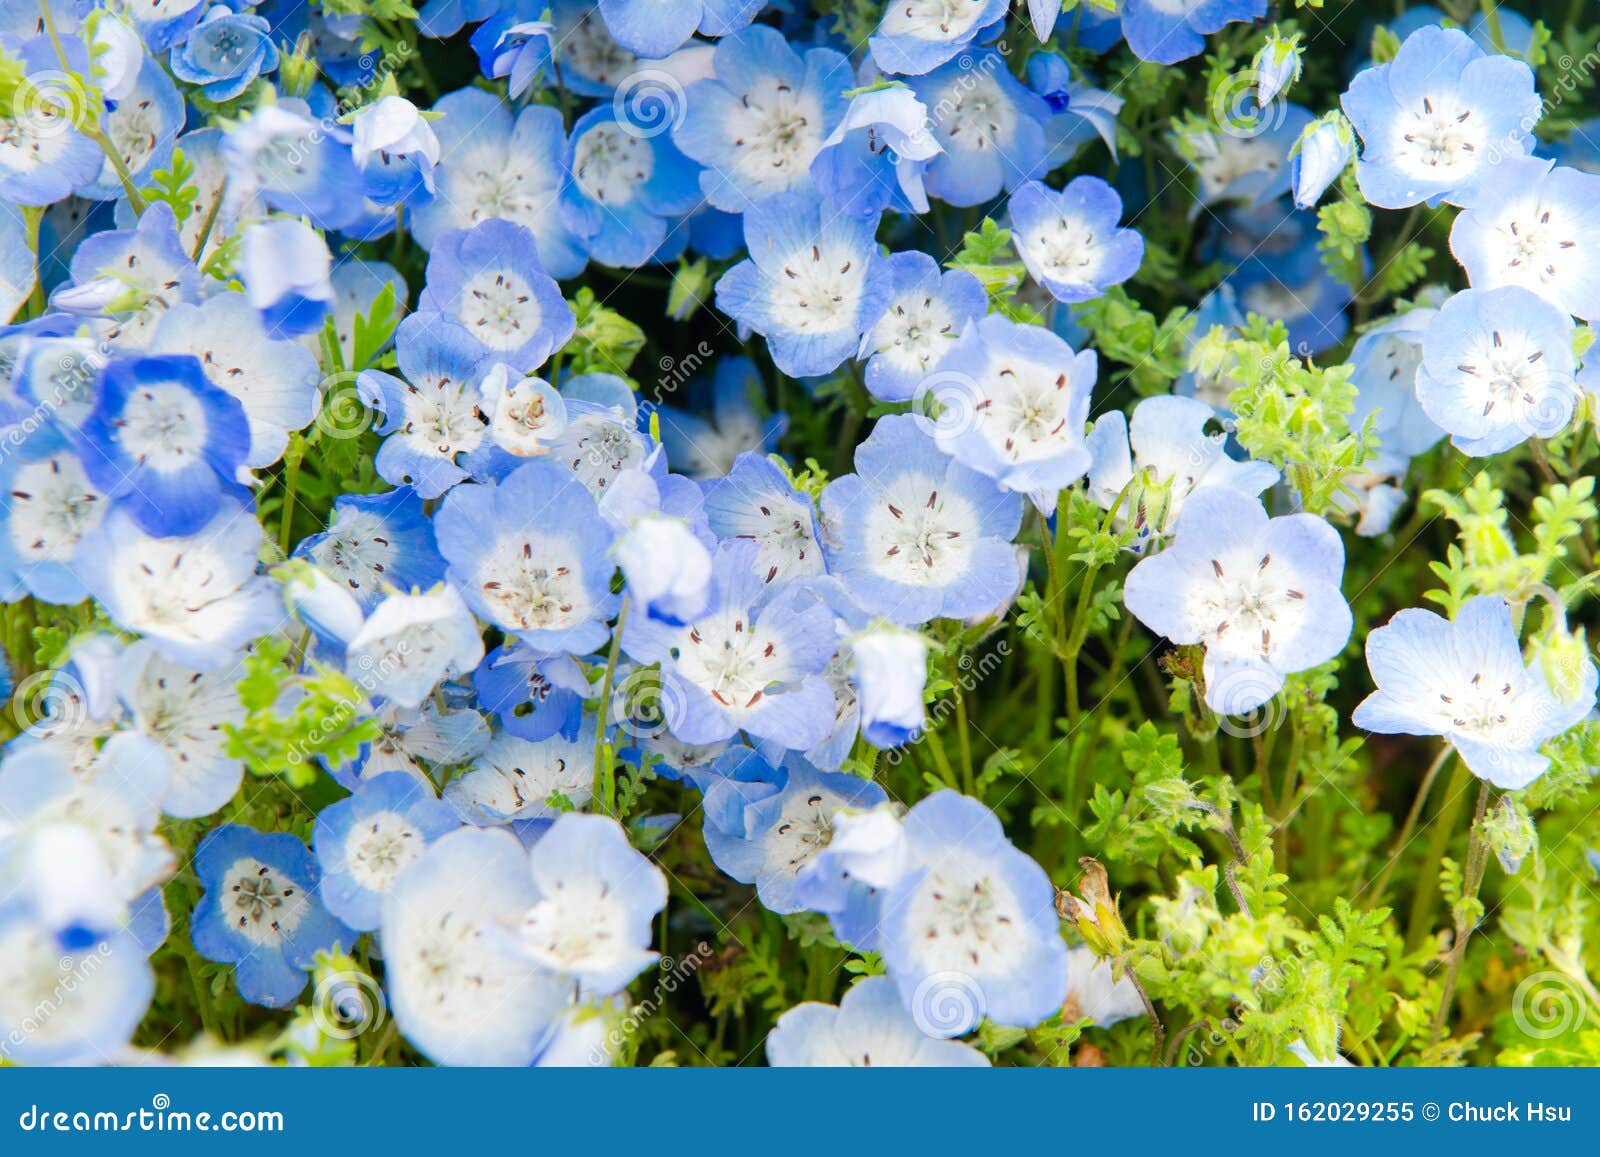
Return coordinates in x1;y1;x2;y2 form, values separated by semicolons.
1429;781;1493;1045
277;437;305;557
592;597;629;816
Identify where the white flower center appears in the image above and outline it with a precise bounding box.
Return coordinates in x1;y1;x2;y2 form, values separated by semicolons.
308;509;398;597
458;269;542;352
904;847;1026;972
573;124;654;206
1019;213;1107;289
121;383;208;470
727;78;825;187
224;857;309;946
7;454;104;563
1392;93;1485;180
1455;327;1553;421
864;475;978;586
938;73;1016;153
476;535;589;632
674;612;790;710
881;0;987;39
770;243;868;335
1190;550;1307;660
399;380;487;459
974;357;1082;463
346;812;425;893
868;289;958;372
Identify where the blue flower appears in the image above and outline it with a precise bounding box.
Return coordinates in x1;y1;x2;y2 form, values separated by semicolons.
76;353;251;537
702;451;826;587
1414;286;1577;456
239;217;336;336
1354;595;1598;790
345;586;485;710
792;803;909;950
116;639;246;819
328;697;490;792
810;83;942;217
122;0;207;50
435;459;619;654
715;193;893;379
295;488;448;612
414;89;586;279
700;749;887;912
1086;394;1279;540
869;0;1007;76
379;827;573;1066
820;414;1024;625
1341;25;1541;209
879;791;1068;1037
314;772;460;932
1124;488;1352;716
605;466;717;626
357;315;490;498
76;500;280;670
0;433;108;604
169;6;279;101
496;811;666;992
53;201;199;339
1216;200;1353;355
418;220;575;372
655;356;785;479
599;0;764;59
222;101;363;231
1009;177;1143;304
1449;156;1600;323
351;94;441;209
767;975;990;1066
906;51;1050;207
151;291;322;469
931;314;1098;505
1027;53;1125;167
858;251;987;404
852;625;928;748
544;372;653;496
1121;0;1266;65
473;644;588;742
561;105;702;269
192;824;350;1008
623;540;838;749
470;17;552;98
672;25;852;212
1291;113;1354;209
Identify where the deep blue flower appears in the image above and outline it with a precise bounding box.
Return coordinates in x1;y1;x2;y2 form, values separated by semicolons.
169;6;279;101
295;488;449;613
905;51;1050;207
192;824;350;1008
1009;177;1143;304
810;83;942;218
561;105;702;269
1121;0;1267;65
76;353;251;537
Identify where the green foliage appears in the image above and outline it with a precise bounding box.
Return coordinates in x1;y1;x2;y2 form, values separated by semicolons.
562;287;647;378
223;636;381;789
1192;317;1375;516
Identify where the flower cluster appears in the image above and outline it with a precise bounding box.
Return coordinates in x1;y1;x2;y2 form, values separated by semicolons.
1;0;1598;1071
